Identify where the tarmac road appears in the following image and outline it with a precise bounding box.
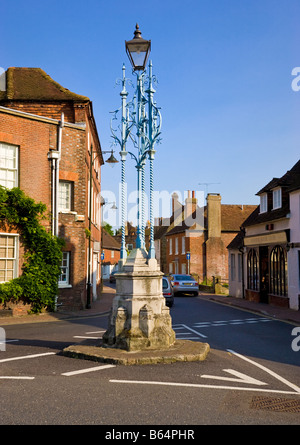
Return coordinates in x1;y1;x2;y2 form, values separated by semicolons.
0;289;299;426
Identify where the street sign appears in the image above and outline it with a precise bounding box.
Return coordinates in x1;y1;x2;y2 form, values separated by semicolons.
101;252;105;260
186;253;190;260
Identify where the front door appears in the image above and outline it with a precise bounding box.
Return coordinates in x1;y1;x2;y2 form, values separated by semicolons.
92;253;98;301
259;246;269;303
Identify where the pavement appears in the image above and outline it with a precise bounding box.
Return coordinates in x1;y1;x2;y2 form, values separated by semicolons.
0;283;299;326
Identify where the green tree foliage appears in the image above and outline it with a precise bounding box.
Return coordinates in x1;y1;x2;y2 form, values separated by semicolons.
103;222;114;236
0;186;64;313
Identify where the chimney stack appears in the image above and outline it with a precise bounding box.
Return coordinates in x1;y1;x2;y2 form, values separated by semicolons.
172;192;181;216
207;193;221;238
185;190;198;215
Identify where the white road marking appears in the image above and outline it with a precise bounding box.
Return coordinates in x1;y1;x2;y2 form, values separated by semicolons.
85;330;106;334
62;364;115;376
110;349;300;396
0;376;35;380
73;336;102;339
227;349;300;394
201;369;267;386
109;379;300;395
177;337;202;340
180;324;207;339
0;352;56;363
193;318;272;328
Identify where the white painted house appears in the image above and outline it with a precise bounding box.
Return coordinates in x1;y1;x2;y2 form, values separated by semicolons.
228;159;300;310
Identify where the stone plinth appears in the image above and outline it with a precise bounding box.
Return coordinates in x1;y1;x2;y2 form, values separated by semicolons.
102;248;176;351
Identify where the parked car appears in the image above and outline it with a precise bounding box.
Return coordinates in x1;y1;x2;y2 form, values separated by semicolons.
109;270;118;283
162;276;174;307
170;274;199;296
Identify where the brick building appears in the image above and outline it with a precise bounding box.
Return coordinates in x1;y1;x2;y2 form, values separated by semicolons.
0;67;104;310
101;228;121;280
163;191;256;282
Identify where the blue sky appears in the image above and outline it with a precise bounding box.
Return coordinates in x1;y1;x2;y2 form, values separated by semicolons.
1;0;299;224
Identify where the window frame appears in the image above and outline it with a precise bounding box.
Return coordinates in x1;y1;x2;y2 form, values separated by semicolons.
270;245;287;296
182;237;185;255
259;193;267;213
247;248;259;291
58;251;71;288
238;253;243;282
0;142;19;189
230;253;236;281
58;180;73;212
0;233;19;283
175;237;178;255
272;187;282;210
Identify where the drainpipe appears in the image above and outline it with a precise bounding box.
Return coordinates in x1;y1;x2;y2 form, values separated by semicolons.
47;113;64;311
55;113;64;237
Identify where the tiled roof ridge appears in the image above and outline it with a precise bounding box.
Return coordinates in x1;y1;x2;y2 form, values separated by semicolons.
4;67;90;102
166;202;257;235
102;228;121;250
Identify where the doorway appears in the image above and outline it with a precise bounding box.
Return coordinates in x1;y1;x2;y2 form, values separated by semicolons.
259;246;269;303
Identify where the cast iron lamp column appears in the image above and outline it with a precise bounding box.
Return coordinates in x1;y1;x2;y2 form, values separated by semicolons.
110;24;161;261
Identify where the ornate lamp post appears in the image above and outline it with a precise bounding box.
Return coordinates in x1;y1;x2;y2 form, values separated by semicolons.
102;25;175;352
64;26;209;361
110;24;162;261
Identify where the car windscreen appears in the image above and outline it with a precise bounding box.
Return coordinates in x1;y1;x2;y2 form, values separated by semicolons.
174;275;192;281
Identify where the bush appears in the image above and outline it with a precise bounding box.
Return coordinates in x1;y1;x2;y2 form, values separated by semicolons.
0;186;64;313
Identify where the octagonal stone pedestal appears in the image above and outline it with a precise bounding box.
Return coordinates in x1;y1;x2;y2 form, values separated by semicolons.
102;248;175;351
63;248;210;364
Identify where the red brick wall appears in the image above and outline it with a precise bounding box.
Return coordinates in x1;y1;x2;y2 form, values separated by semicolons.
166;230;241;282
103;249;120;265
0;106;102;310
3;101;76;123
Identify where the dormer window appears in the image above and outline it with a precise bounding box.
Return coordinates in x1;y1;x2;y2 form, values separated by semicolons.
260;193;267;213
272;187;282;210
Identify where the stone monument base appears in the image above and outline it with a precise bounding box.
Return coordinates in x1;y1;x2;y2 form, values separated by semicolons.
102;248;175;352
63;340;210;365
63;248;210;365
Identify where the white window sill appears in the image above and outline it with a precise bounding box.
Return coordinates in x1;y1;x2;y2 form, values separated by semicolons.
58;284;72;288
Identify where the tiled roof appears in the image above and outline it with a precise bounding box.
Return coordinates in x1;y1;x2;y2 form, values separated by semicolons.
0;67;89;102
227;230;244;250
102;229;121;250
242;204;289;227
166;204;256;236
220;205;257;231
